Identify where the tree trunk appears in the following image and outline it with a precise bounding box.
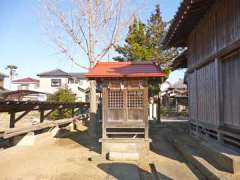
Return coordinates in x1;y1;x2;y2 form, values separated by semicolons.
87;0;97;137
88;79;97;137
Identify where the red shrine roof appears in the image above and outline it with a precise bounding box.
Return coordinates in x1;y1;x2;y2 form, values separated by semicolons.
85;61;165;78
12;77;40;84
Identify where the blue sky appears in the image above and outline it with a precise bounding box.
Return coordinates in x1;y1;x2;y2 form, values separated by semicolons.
0;0;182;83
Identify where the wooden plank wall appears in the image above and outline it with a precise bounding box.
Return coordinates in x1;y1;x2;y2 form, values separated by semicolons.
196;62;218;126
188;72;197;122
188;0;240;69
222;51;240;129
187;0;240;129
188;63;218;126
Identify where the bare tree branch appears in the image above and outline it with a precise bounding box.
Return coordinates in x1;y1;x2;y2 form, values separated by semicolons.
45;1;88;54
40;0;146;136
51;36;88;70
41;0;146;66
96;2;121;59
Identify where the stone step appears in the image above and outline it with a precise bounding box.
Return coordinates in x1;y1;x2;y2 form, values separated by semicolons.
167;135;240;180
108;152;140;161
180;134;240;174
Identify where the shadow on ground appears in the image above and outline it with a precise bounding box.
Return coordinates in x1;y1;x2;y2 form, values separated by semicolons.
149;121;205;179
150;121;188;162
98;162;173;180
54;120;203;179
54;128;101;154
98;163;142;180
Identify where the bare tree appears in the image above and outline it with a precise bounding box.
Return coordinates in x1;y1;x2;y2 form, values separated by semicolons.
40;0;145;137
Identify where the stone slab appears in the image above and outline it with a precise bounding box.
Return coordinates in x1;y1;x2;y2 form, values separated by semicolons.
17;132;35;146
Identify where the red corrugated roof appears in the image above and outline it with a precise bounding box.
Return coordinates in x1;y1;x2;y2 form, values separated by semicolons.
12;77;40;84
85;61;165;78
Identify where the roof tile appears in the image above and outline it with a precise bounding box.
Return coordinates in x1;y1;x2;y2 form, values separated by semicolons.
85;61;165;78
12;77;39;84
37;69;69;77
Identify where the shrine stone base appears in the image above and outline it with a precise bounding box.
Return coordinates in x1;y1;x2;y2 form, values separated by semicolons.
99;138;151;161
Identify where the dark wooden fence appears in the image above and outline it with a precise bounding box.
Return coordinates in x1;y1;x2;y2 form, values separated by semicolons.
0;101;89;128
0;101;89;142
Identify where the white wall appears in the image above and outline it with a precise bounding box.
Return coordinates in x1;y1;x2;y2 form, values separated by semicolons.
39;77;89;102
11;83;39;91
68;79;89;102
38;77;69;94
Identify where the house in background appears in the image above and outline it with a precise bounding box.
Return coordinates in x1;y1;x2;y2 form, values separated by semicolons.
1;90;48;101
37;69;89;102
12;77;40;91
11;77;47;101
160;79;188;112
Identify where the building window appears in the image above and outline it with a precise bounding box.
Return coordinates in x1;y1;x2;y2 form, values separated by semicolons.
68;78;81;84
51;79;61;87
108;90;124;109
127;91;144;109
18;84;29;90
68;78;74;84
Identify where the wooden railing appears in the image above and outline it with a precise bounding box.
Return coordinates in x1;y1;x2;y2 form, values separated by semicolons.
0;101;89;129
2;118;74;139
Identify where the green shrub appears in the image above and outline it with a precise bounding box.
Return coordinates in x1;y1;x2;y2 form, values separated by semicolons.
47;88;76;120
160;106;189;118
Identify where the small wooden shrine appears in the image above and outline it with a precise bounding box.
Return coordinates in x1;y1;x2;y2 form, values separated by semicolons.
85;61;165;159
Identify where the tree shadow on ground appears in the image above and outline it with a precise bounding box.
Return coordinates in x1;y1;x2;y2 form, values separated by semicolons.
149;121;205;179
54;120;203;179
149;121;187;162
54;128;101;154
98;162;172;180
